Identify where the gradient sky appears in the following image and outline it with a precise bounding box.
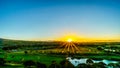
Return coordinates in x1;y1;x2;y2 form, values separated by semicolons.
0;0;120;41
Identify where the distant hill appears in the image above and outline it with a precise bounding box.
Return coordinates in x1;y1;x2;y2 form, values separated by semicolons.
0;38;3;45
0;38;35;46
0;38;120;47
0;38;60;47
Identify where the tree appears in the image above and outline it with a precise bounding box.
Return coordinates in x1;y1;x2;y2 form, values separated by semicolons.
0;58;5;66
60;60;75;68
86;58;94;64
77;63;88;68
24;50;28;54
36;62;47;68
23;60;36;67
48;61;60;68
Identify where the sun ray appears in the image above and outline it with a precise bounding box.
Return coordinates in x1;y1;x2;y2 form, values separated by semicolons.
56;37;80;54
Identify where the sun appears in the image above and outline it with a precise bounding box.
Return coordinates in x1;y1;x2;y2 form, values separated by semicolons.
67;38;73;42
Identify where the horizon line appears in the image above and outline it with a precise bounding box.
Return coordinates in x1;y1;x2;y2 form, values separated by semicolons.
1;37;120;42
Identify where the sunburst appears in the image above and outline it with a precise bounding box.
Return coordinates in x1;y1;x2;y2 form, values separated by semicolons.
57;38;80;54
67;38;73;42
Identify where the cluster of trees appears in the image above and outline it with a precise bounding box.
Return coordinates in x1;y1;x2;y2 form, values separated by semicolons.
16;60;120;68
1;42;60;51
23;59;120;68
23;60;75;68
97;45;120;55
2;46;18;50
0;57;120;68
23;60;46;68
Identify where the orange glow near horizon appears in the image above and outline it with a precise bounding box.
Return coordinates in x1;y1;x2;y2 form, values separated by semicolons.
58;34;80;42
13;33;120;42
55;34;120;42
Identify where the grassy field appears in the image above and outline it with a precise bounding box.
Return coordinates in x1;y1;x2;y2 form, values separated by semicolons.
2;52;64;66
0;50;120;68
0;42;120;67
2;52;120;64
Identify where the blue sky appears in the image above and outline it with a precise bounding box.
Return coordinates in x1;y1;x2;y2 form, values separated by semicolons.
0;0;120;41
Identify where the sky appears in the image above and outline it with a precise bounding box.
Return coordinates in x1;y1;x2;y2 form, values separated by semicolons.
0;0;120;41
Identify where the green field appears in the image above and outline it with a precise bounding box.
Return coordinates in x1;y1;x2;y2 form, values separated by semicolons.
0;39;120;67
1;51;120;65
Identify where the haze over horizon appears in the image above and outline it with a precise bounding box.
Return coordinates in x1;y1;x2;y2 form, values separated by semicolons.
0;0;120;41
